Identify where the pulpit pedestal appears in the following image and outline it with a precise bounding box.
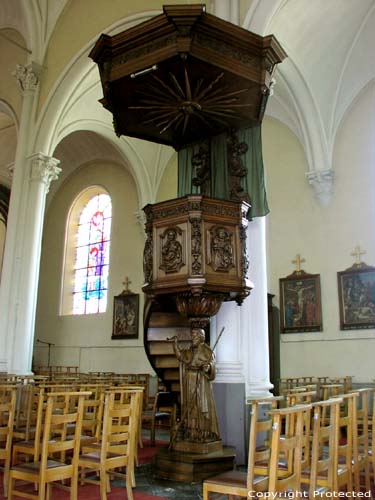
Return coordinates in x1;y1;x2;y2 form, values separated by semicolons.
154;445;236;483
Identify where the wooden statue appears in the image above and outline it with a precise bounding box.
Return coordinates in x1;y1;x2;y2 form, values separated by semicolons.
171;328;221;453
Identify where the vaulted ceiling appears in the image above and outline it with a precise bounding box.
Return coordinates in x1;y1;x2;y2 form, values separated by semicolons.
0;0;374;201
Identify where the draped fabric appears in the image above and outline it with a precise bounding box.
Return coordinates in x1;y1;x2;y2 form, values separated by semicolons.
177;125;269;218
177;146;200;197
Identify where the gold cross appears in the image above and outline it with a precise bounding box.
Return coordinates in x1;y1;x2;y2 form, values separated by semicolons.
351;245;366;265
122;276;131;292
292;254;305;272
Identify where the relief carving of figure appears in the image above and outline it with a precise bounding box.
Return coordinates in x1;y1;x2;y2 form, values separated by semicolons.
160;227;183;273
210;226;234;272
172;328;220;443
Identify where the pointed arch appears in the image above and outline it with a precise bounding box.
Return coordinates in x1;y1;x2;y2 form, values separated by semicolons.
61;186;112;315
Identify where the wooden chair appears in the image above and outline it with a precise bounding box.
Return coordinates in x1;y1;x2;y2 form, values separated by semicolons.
370;392;375;482
80;392;105;445
287;390;317;406
301;398;344;496
321;384;343;401
8;391;90;500
111;385;145;458
349;388;372;493
0;387;16;496
203;403;312;500
267;405;313;495
147;391;177;446
12;386;46;465
245;396;284;477
336;392;357;493
78;389;141;500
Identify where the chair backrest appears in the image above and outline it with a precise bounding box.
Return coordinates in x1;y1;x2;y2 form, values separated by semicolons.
100;390;142;468
246;396;284;487
40;391;91;471
81;392;105;439
0;387;17;493
0;387;16;457
287;390;316;406
308;397;342;497
261;404;312;495
336;392;358;492
25;385;46;445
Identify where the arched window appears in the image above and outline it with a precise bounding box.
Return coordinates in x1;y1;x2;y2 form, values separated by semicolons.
61;187;112;315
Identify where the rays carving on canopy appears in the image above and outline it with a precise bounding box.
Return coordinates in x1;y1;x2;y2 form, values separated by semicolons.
128;68;250;136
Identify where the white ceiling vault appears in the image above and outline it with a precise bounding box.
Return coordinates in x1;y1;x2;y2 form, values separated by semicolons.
0;0;374;205
244;0;375;203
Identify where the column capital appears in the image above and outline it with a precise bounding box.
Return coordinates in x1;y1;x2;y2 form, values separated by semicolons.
306;168;334;206
29;153;61;192
13;63;42;94
135;209;146;237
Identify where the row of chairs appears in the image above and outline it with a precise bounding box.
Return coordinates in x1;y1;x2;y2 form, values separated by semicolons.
279;376;354;398
204;387;375;499
0;384;143;499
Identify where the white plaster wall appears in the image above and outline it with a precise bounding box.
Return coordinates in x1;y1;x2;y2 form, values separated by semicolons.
264;82;375;383
34;160;155;374
0;28;26;120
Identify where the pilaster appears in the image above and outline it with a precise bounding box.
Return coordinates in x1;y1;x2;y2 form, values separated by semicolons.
7;154;60;374
0;63;60;374
242;217;273;398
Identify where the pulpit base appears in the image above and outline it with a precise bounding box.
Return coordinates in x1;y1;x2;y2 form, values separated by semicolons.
171;439;223;454
153;445;236;483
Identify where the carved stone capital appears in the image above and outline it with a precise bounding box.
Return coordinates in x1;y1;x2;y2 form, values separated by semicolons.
306;168;334;206
13;63;41;93
135;210;146;231
29;153;61;192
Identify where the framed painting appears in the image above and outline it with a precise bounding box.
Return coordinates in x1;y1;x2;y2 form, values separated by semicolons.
279;271;322;333
337;263;375;330
112;293;139;339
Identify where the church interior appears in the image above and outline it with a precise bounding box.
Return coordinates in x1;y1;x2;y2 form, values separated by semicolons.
0;0;375;498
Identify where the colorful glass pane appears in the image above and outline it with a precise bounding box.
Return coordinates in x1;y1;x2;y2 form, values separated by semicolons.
73;193;111;314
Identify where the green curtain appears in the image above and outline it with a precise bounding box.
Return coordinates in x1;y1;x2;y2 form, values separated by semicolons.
178;125;269;218
238;126;269;218
210;132;229;199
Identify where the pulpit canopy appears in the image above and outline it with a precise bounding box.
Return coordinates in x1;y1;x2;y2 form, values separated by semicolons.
89;4;287;150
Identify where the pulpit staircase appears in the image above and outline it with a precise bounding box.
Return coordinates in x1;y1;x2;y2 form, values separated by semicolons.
143;297;191;396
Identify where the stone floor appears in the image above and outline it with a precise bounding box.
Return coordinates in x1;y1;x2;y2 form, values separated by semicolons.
134;462;204;500
128;429;234;499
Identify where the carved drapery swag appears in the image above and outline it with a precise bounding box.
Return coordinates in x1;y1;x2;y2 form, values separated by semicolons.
178;125;269;219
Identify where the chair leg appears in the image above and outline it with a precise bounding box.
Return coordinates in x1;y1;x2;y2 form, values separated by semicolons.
126;475;134;500
39;481;46;500
130;463;136;488
70;472;78;500
3;455;10;497
203;483;209;500
150;416;155;446
7;473;13;500
100;471;107;500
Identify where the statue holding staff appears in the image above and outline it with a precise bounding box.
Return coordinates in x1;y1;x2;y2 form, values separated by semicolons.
171;328;220;444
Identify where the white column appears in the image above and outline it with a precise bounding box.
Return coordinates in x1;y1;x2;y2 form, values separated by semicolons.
0;63;61;374
8;154;60;374
212;301;244;383
211;0;271;395
242;217;273;397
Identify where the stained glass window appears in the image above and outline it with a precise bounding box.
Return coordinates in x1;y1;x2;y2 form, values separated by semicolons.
73;193;112;314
